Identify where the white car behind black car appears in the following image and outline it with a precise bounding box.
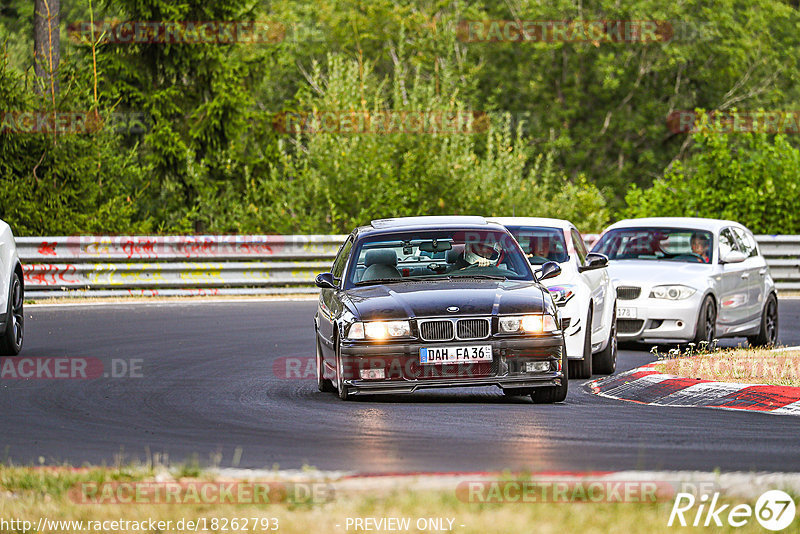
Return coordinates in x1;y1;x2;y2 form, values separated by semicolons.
591;217;777;347
492;218;617;378
0;219;24;355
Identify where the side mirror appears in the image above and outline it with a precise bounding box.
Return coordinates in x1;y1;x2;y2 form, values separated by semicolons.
315;272;337;289
536;261;562;282
720;250;746;264
579;252;608;272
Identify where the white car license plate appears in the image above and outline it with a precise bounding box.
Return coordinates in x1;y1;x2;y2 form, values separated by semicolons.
419;345;493;364
617;306;637;319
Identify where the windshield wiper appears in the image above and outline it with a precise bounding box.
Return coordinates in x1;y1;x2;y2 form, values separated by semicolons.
449;274;507;280
354;278;411;286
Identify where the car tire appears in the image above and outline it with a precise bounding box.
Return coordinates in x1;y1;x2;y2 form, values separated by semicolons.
748;293;778;347
334;338;352;401
0;271;23;356
693;296;716;347
532;341;568;404
316;338;335;393
592;303;617;375
568;308;593;379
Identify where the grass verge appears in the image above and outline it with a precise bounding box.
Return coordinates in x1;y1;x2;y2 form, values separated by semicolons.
654;347;800;387
2;466;800;533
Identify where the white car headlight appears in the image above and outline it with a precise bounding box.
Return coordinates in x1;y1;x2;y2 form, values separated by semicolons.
499;314;558;334
649;285;696;300
349;320;411;340
548;285;576;306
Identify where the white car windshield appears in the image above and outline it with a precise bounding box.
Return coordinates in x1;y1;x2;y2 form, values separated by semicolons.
592;227;713;264
504;226;570;265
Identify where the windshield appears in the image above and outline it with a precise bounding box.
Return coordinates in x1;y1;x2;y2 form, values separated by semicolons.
592;227;714;264
345;229;534;287
504;226;570;265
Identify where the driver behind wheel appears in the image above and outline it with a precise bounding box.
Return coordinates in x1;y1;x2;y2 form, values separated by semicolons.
456;241;501;269
690;232;711;263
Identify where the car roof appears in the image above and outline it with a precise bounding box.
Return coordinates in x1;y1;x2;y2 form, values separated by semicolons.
489;217;574;232
353;216;507;237
604;217;749;233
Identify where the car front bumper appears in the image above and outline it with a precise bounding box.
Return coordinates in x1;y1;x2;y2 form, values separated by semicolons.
338;335;564;395
615;292;704;342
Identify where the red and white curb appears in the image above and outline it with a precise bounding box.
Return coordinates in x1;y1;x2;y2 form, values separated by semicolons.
587;362;800;416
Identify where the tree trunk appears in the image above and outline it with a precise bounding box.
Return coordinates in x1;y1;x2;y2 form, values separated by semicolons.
33;0;60;95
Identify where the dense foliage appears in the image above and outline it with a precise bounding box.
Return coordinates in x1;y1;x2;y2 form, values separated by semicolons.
0;0;798;235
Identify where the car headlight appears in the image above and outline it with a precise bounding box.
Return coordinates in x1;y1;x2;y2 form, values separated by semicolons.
649;285;696;300
499;314;558;334
347;321;411;340
548;285;576;306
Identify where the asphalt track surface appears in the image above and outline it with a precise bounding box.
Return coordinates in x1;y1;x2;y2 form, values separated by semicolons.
2;299;800;473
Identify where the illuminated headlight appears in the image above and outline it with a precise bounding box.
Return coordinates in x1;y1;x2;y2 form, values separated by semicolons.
548;285;576;306
499;315;558;334
348;321;411;340
649;285;696;300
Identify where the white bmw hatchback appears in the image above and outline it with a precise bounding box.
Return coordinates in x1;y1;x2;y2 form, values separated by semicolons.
492;217;617;378
591;217;778;346
0;219;24;355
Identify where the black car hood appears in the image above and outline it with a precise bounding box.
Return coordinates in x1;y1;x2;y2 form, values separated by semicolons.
344;280;548;321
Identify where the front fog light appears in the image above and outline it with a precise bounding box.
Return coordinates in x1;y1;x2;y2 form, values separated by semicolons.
526;361;550;373
360;369;385;380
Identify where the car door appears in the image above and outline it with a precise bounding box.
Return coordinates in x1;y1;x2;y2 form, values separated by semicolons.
732;226;765;323
717;227;750;327
317;235;353;356
571;227;606;343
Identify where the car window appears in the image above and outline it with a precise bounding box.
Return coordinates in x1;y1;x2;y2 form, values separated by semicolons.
331;236;354;280
719;228;739;259
732;227;758;257
592;227;713;264
344;229;534;288
504;226;569;265
570;228;588;266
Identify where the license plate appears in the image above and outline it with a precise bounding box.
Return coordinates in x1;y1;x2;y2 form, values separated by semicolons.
617;306;637;318
419;345;493;364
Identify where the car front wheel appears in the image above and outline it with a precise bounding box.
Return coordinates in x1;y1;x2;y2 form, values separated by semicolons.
593;303;617;375
569;308;593;379
693;296;716;347
316;338;335;393
0;272;23;356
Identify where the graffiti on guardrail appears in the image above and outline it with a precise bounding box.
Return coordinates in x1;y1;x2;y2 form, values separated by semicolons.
23;264;79;285
19;235;344;260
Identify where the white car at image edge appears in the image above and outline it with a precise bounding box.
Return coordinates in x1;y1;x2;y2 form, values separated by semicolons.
0;219;24;355
491;217;617;378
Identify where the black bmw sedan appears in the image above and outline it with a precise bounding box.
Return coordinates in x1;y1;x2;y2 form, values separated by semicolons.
313;216;567;402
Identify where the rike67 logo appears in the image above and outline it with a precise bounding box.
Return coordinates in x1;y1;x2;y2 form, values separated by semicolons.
669;490;796;531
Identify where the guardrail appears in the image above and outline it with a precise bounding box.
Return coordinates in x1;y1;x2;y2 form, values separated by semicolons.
18;235;347;298
16;234;800;298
